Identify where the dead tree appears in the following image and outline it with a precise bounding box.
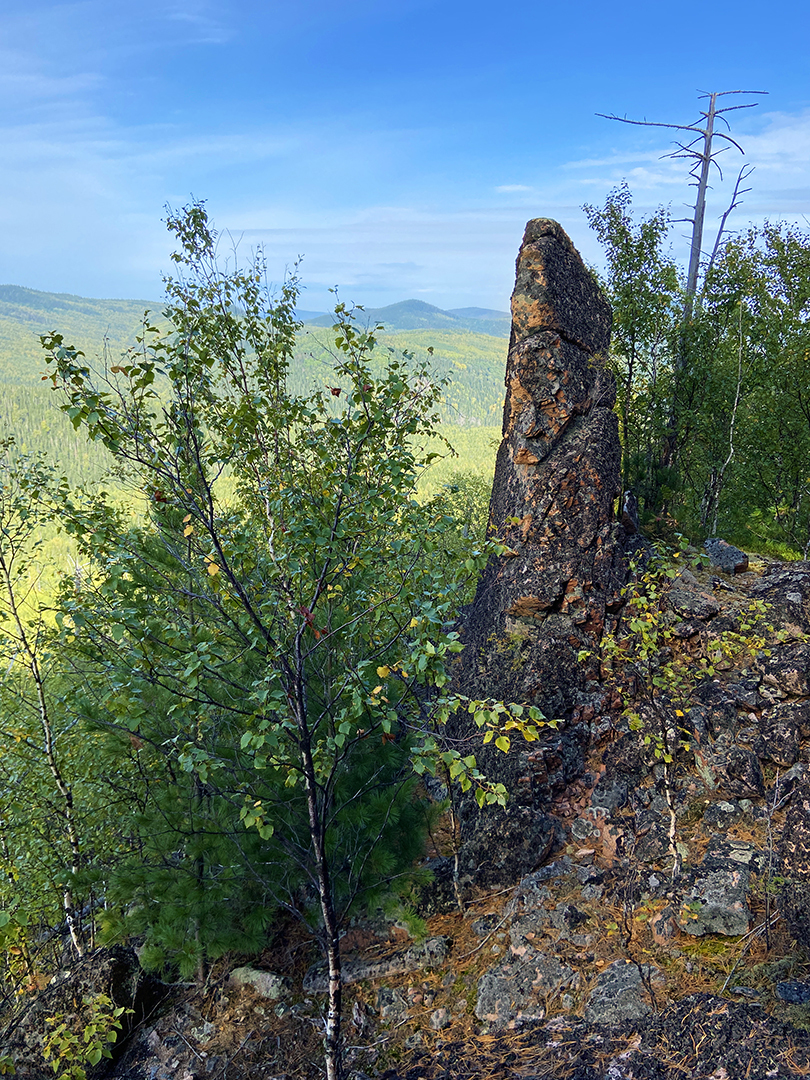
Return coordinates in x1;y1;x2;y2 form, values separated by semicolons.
599;90;767;488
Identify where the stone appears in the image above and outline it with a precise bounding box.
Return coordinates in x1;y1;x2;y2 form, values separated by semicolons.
754;714;800;767
702;836;763;870
678;859;752;937
0;946;163;1079
590;777;629;813
228;967;290;1000
748;561;810;636
475;952;575;1029
701;800;746;830
773;762;807;801
632;810;673;864
450;220;622;886
429;1007;451;1030
668;586;720;621
415;856;464;915
779;769;810;954
718;746;765;799
375;988;408;1023
601;732;648;785
584;960;661;1024
457;804;563;889
775;980;810;1004
303;936;451;992
691;680;739;735
725;675;763;710
763;701;810;740
704;538;749;574
758;641;810;696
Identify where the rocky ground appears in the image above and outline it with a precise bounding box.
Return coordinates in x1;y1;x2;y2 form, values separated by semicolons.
6;553;810;1079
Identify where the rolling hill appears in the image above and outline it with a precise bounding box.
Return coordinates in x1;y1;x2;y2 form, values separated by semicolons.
0;286;507;484
0;286;508;419
299;298;511;339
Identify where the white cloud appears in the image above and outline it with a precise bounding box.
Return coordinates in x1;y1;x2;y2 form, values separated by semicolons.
166;2;235;45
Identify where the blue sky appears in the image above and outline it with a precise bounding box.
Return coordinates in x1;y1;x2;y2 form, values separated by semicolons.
2;0;809;311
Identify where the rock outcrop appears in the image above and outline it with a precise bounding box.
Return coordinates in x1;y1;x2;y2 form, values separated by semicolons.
0;946;163;1079
451;219;622;885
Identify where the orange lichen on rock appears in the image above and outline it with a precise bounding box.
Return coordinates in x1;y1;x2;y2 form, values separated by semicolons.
449;219;626;884
513;447;539;466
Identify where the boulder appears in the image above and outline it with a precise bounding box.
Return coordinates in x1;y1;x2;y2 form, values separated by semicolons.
678;839;759;937
748;561;810;636
762;700;810;740
704;539;749;574
475;953;575;1029
668;586;720;621
303;936;451;992
584;960;662;1024
758;641;810;697
0;946;163;1079
779;769;810;953
754;714;800;767
228;967;290;1000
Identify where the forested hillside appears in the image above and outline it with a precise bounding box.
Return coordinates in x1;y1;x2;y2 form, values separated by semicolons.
0;285;507;488
0;285;161;384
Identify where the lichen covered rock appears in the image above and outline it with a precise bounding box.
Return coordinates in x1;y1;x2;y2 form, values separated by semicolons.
453;220;622;886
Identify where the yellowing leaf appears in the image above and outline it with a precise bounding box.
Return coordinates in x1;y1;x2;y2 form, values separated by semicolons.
376;666;390;678
207;563;220;576
182;514;192;523
372;685;383;695
183;525;194;537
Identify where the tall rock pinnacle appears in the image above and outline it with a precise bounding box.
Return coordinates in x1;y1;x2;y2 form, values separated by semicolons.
453;220;623;886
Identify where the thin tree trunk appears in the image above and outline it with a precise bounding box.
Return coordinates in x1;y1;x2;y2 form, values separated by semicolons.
710;303;745;534
0;552;83;956
294;671;343;1080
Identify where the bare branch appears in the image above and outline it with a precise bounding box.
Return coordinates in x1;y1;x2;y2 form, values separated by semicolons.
705;164;755;279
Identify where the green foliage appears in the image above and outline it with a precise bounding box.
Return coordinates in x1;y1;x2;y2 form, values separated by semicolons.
695;221;810;552
584;183;681;511
590;539;772;766
43;993;131;1079
586;185;810;554
584;539;774;877
26;203;544;1005
0;285;162;386
296;326;506;426
28;201;548;1079
0;442;123;962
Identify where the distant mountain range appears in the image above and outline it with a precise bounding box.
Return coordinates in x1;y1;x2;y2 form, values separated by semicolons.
296;299;511;338
0;288;509;431
0;285;508;480
0;286;511;385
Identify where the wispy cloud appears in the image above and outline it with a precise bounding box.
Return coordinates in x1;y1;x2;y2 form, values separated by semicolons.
166;2;235;45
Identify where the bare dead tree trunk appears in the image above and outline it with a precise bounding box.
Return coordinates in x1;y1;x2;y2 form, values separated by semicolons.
599;90;766;496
